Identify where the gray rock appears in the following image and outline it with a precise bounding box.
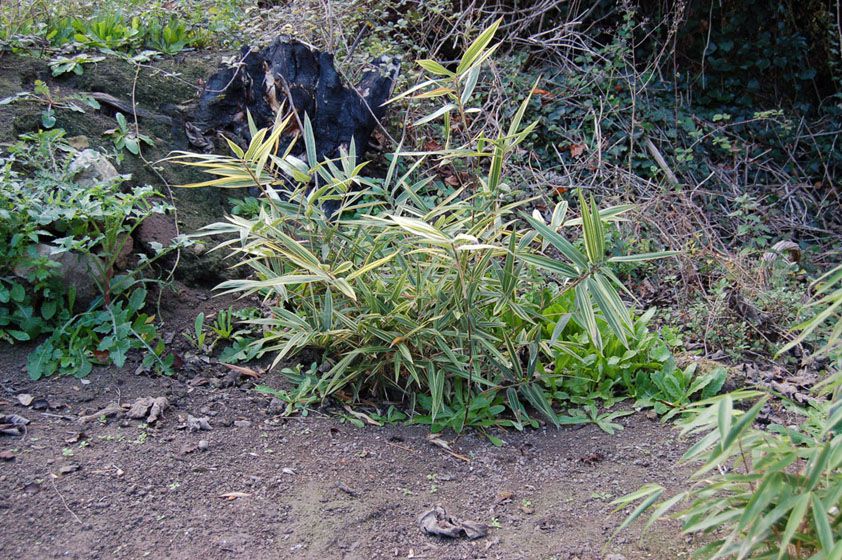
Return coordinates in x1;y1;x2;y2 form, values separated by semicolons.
187;415;212;432
68;149;121;187
13;244;98;310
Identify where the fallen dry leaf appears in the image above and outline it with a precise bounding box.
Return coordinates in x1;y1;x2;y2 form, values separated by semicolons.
418;505;487;540
59;463;80;475
78;403;123;424
444;174;460;187
64;432;86;444
495;490;514;504
342;405;382;427
0;414;30;436
187;415;212;432
222;363;262;379
92;350;110;364
127;396;168;423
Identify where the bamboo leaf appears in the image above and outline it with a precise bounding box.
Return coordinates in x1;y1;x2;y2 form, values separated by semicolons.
608;251;680;263
574;282;601;350
718;395;733;443
413;104;456;127
456;19;501;75
417;59;454;76
777;493;811;559
522;212;589;270
812;494;834;551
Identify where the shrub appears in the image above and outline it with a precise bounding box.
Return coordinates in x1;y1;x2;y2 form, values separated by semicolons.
172;22;678;431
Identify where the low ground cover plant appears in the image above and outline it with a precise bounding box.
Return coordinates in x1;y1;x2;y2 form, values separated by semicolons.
0;1;247;56
0;129;183;377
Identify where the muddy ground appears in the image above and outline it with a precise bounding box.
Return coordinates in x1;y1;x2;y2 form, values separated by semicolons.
0;286;696;560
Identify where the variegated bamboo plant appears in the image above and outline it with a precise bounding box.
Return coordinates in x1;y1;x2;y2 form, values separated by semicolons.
168;20;675;431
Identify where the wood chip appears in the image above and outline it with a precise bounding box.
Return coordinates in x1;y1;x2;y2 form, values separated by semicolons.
222;363;263;379
426;434;470;462
218;492;250;500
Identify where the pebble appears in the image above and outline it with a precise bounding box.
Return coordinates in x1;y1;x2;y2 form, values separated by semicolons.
233;420;252;428
59;463;80;475
198;439;209;451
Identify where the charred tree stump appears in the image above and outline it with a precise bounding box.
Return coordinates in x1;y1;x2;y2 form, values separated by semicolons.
191;38;400;172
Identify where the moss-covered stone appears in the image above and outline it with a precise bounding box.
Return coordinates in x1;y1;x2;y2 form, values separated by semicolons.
0;52;240;286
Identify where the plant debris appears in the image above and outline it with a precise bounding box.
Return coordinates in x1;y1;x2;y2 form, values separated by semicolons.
336;481;359;497
58;463;80;475
218;492;250;501
418;506;488;540
0;414;30;436
126;396;169;423
426;434;470;462
78;403;123;424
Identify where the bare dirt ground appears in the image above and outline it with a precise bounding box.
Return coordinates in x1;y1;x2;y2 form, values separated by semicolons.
0;288;695;560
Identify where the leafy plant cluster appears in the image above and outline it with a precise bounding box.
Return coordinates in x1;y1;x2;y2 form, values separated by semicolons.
185;305;265;364
0;128;185;378
614;259;842;558
168;22;704;436
0;0;250;59
615;387;841;559
0;80;101;131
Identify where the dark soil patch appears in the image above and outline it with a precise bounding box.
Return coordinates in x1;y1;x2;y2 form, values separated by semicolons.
0;286;695;560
